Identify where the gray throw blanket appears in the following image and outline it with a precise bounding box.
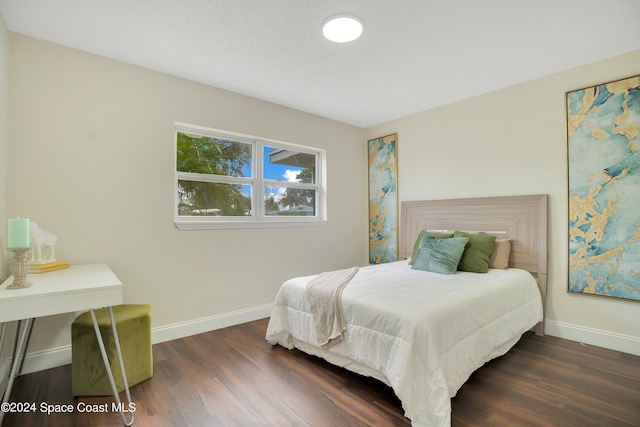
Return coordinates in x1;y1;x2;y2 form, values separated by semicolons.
305;266;359;347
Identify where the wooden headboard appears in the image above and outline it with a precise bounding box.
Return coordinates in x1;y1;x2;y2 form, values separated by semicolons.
400;194;548;335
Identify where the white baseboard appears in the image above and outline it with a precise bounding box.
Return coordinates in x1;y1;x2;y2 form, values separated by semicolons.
544;319;640;356
151;303;273;344
2;303;274;377
3;309;637;379
19;345;71;375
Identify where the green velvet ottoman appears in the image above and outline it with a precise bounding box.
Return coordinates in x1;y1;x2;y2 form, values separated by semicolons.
72;304;153;396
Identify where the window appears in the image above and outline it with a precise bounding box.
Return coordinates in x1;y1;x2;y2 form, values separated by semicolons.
175;123;326;229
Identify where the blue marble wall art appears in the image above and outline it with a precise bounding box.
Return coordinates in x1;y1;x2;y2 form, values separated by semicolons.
567;74;640;301
368;134;398;264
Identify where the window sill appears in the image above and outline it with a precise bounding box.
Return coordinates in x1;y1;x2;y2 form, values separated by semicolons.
175;219;328;230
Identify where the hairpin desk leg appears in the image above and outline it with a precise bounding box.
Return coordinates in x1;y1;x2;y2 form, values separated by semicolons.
17;319;35;374
90;307;135;426
0;318;35;425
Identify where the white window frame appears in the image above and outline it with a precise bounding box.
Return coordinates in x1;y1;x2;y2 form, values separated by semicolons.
175;122;327;230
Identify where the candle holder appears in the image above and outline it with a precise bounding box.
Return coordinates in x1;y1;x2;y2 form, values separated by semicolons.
8;247;33;289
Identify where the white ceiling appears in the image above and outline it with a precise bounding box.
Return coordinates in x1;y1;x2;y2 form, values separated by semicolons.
1;0;639;127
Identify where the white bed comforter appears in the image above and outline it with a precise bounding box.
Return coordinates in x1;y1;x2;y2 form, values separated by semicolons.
266;260;543;427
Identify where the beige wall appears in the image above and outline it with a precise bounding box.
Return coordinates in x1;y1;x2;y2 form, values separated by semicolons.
367;49;640;354
0;11;8;279
7;34;368;362
0;12;10;380
4;25;639;373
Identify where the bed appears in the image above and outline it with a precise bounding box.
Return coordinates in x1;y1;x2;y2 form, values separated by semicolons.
266;194;548;427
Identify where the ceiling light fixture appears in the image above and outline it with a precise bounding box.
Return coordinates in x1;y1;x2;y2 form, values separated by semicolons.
322;14;363;43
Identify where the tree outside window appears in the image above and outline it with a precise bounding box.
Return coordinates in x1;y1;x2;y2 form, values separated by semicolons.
175;124;325;228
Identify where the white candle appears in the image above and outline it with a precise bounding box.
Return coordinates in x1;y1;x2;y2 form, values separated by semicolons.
8;217;30;249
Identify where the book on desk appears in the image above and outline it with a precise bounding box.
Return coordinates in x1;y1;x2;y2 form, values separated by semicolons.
28;260;70;274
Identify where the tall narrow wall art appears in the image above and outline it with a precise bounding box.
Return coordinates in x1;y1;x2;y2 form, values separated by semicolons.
566;74;640;301
368;133;398;264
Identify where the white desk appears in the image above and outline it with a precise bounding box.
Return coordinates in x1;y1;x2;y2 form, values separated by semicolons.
0;264;134;426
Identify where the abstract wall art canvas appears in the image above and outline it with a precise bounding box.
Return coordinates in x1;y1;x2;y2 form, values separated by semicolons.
567;74;640;301
368;133;398;264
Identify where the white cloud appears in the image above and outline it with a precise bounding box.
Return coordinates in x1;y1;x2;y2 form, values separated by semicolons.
283;169;301;182
265;170;302;204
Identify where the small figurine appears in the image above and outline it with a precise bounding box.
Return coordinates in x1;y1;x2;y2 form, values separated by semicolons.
29;220;58;264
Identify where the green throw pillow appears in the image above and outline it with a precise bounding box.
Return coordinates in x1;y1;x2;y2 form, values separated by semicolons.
411;235;469;275
453;231;496;273
409;231;454;264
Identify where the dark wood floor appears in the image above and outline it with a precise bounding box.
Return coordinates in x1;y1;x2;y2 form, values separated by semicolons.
3;318;639;426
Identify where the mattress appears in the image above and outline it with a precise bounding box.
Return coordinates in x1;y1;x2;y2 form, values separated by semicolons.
266;260;543;427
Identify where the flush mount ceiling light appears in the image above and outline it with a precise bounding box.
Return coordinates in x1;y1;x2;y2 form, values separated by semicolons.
322;14;363;43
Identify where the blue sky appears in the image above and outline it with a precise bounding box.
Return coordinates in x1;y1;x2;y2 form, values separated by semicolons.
240;146;303;182
263;147;302;182
238;146;304;203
